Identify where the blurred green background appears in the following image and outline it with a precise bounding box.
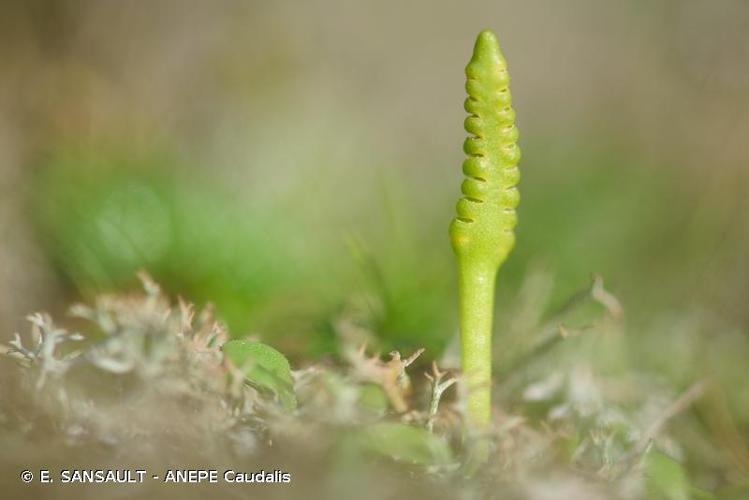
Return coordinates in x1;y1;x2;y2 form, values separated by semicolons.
0;1;747;364
1;1;748;490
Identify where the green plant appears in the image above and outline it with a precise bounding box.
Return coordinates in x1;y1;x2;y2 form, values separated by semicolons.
223;339;298;410
449;29;521;429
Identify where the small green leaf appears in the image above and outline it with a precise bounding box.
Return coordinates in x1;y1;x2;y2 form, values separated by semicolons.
645;449;691;500
222;339;297;410
357;383;389;418
356;422;453;466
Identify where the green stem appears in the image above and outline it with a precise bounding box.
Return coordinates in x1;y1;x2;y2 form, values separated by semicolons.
458;260;496;428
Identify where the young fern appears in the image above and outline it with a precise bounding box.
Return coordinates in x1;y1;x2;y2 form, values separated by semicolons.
449;29;520;429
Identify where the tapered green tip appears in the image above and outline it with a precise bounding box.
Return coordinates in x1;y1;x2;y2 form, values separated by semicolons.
470;29;503;65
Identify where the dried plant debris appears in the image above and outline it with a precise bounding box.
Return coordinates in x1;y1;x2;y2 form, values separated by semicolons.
0;275;724;499
343;343;425;413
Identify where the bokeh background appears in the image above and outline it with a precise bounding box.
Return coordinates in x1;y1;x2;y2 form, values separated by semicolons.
1;1;749;496
1;0;747;447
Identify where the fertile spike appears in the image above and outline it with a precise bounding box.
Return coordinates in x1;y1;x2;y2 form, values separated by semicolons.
449;29;520;430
